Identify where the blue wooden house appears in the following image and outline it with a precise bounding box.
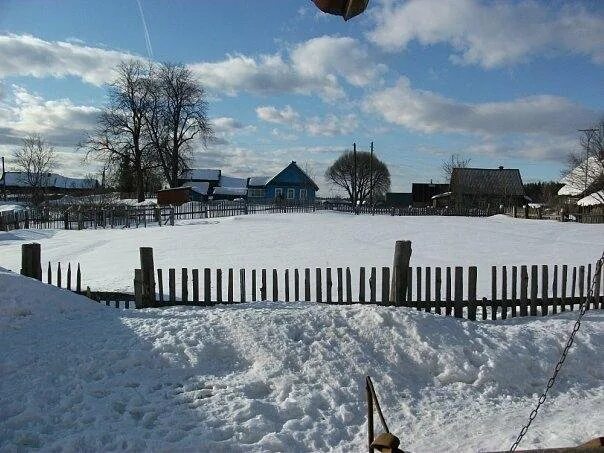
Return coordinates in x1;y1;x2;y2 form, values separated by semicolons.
247;161;318;202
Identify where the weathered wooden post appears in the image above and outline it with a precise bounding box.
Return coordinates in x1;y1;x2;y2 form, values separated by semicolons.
134;269;143;308
512;205;517;218
139;247;156;308
20;242;42;280
169;207;175;226
389;240;412;306
524;204;529;219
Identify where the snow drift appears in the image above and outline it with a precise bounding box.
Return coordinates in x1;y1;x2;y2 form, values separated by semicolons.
0;268;602;451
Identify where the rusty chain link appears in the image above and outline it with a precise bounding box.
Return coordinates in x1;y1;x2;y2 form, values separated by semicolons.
510;252;604;451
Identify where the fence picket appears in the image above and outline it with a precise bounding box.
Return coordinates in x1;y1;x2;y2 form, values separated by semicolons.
454;267;463;318
305;268;311;301
326;268;332;303
285;269;290;302
67;263;72;290
294;269;300;301
561;265;567;311
381;267;390;304
491;266;497;320
217;269;223;303
261;269;267;301
182;268;188;303
530;265;538;316
204;268;211;303
47;261;52;285
252;269;257;302
359;267;365;303
435;267;442;315
468;266;477;320
76;264;81;293
445;267;452;316
169;268;175;303
57;262;62;288
570;266;576;310
370;267;376;303
578;266;585;309
416;267;422;311
541;265;548;316
551;265;557;314
192;269;199;303
511;266;517;317
316;268;322;303
501;266;508;320
520;265;528;316
157;269;164;303
273;269;278;301
337;268;343;303
425;266;431;313
346;267;352;303
240;269;246;302
228;269;234;303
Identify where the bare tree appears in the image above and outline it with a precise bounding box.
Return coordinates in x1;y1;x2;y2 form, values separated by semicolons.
13;134;56;204
146;62;214;187
442;153;471;182
83;60;155;202
325;150;390;208
562;121;604;204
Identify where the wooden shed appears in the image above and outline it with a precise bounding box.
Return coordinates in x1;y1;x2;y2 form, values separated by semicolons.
157;186;203;206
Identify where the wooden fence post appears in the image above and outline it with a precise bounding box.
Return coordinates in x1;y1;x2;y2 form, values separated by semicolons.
20;242;42;280
134;269;143;308
139;247;156;308
390;240;412;306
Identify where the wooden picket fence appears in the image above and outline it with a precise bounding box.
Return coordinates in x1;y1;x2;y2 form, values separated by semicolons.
147;262;603;320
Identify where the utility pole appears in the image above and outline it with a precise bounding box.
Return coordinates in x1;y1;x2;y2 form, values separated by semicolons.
370;141;374;213
353;142;357;214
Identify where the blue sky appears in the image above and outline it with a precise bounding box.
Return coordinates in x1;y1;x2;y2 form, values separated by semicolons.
0;0;602;192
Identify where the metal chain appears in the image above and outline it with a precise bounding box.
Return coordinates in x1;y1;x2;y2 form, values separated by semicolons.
510;252;604;451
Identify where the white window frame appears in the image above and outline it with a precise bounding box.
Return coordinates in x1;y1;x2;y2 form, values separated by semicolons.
287;188;295;200
300;189;307;200
274;188;283;198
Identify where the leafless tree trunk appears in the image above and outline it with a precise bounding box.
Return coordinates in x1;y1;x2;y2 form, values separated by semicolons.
146;63;213;188
13;134;56;205
82;60;155;202
442;153;471;183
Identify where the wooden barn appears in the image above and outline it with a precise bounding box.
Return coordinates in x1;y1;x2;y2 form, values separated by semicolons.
411;182;449;207
448;166;527;208
156;186;205;206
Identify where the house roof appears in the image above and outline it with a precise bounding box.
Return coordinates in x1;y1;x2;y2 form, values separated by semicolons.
558;156;603;196
450;167;525;196
181;168;220;182
218;174;247;188
247;176;271;187
248;162;319;190
183;181;210;195
577;190;604;206
0;171;98;189
213;187;248;196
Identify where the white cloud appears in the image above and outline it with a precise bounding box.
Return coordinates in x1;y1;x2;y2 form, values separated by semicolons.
364;77;595;136
190;35;381;100
256;105;358;136
0;85;100;146
212;117;255;134
0;34;138;85
367;0;604;67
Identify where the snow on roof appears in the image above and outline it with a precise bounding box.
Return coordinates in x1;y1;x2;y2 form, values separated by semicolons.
0;171;98;189
219;174;247;188
450;168;525;196
431;191;451;199
248;176;271;187
181;169;220;181
558;156;603;196
577;190;604;206
183;181;210;195
213;187;248;196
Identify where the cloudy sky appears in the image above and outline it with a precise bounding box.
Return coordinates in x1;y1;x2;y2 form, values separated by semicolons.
0;0;602;192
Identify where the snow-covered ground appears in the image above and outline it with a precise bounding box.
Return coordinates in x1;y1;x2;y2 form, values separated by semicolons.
0;212;602;297
0;267;602;452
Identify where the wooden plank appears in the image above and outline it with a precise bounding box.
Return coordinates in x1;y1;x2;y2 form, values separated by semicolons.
445;267;452;316
294;269;300;301
305;268;311;301
66;263;72;290
261;269;267;301
587;264;592;310
370;267;376;303
252;269;257;302
326;268;333;303
316;268;322;303
541;265;548;316
169;268;176;303
273;269;278;301
578;265;585;310
570;266;576;310
561;265;567;312
530;265;538;316
468;266;477;321
346;267;352;303
285;269;290;302
381;267;390;304
216;269;223;303
490;266;497;320
551;265;558;315
337;268;343;303
47;261;52;285
157;268;164;304
204;268;211;304
435;267;442;315
406;267;413;306
595;262;603;309
501;266;508;320
520;265;528;316
77;263;81;293
182;268;188;303
416;266;422;311
240;269;246;302
359;267;365;303
511;266;517;318
424;267;431;313
228;269;234;302
192;269;199;303
57;262;62;288
454;267;463;318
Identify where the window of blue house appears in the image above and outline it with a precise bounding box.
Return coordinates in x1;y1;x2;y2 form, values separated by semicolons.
275;188;283;199
300;189;307;200
287;188;295;199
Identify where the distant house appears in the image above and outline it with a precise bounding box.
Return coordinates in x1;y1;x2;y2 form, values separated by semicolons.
448;166;526;208
0;171;99;196
178;169;221;195
557;156;603;204
247;161;318;203
385;192;412;208
411;182;449;207
157;186;204;205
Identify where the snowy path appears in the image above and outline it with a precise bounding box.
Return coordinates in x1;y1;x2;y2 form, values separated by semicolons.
0;268;602;451
0;213;602;297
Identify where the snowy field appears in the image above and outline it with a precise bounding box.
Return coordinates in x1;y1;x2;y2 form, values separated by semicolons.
0;268;602;452
0;212;602;297
0;213;603;451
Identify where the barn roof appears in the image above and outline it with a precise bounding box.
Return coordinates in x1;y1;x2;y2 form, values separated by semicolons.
218;174;247;188
183;181;210;195
450;168;525;196
181;169;220;182
0;171;98;189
